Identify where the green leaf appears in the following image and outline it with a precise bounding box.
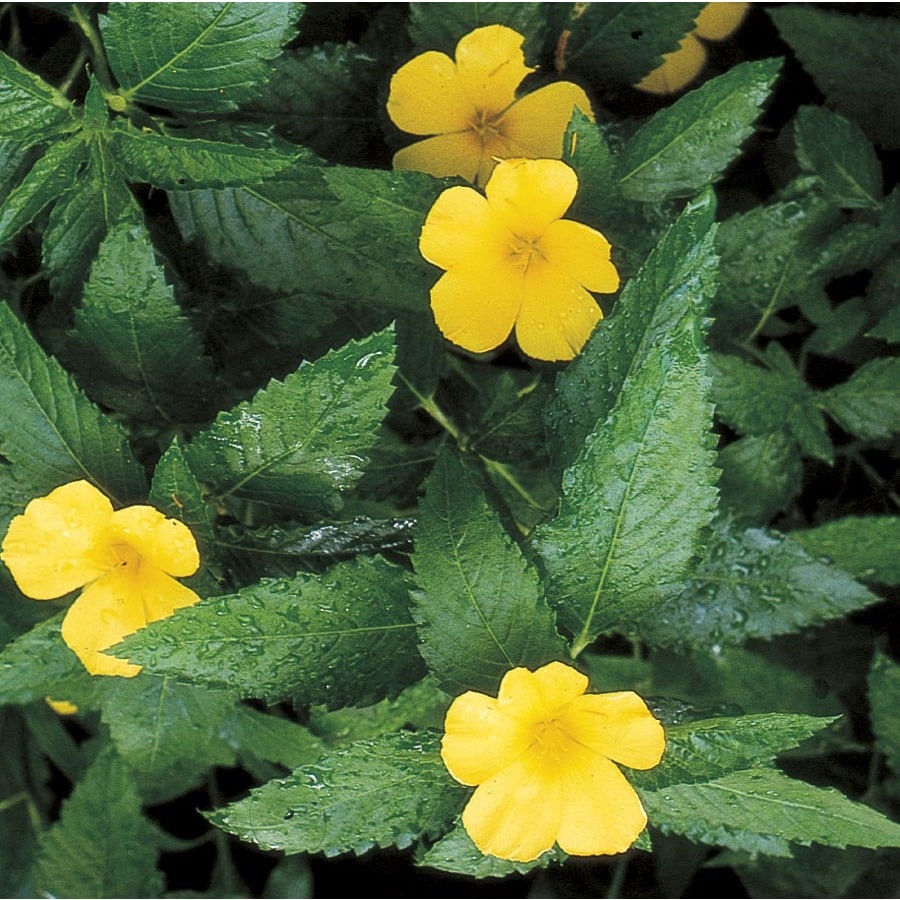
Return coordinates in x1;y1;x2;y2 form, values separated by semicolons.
108;125;309;190
412;450;566;695
32;745;164;898
170;168;438;311
770;6;900;149
642;767;900;855
534;311;719;654
637;518;881;649
184;328;394;517
821;358;900;440
710;350;833;464
791;516;900;586
0;50;75;143
0;303;146;503
116;556;425;708
225;705;325;771
207;730;465;855
102;1;303;113
869;303;900;343
0;137;85;247
546;190;718;471
560;3;703;87
632;713;835;792
407;2;547;55
717;432;803;524
102;675;237;802
794;106;883;210
619;59;782;201
67;221;216;422
869;651;900;775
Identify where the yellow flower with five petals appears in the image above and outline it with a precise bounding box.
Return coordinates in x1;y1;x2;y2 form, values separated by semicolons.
442;661;665;862
388;24;593;185
1;480;201;677
420;157;619;361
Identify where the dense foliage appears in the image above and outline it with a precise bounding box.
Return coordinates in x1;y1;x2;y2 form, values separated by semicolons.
0;3;898;897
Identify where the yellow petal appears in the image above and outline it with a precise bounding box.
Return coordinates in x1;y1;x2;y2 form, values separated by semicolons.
694;2;750;40
514;258;602;361
462;753;562;861
429;258;522;354
539;219;619;293
1;480;116;600
387;50;474;135
561;691;666;770
556;749;649;856
441;689;532;785
393;132;484;182
419;185;510;271
60;562;200;677
111;506;199;578
498;82;594;159
454;25;532;114
497;662;588;719
485;158;578;240
45;697;78;715
634;33;707;95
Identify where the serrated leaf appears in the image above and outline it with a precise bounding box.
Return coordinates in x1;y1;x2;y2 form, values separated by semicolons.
637;518;881;649
225;705;325;771
0;137;85;247
32;745;164;898
791;516;900;586
116;556;425;708
710;350;833;463
717;432;803;524
184;328;394;517
794;106;882;210
0;303;146;503
0;50;75;143
821;357;900;440
560;3;704;87
546;190;718;471
208;730;465;856
102;1;303;114
534;314;719;654
619;59;782;201
102;675;237;802
642;767;900;855
67;221;216;422
170;167;438;311
407;2;547;55
869;651;900;776
632;713;835;792
770;7;900;149
412;450;566;694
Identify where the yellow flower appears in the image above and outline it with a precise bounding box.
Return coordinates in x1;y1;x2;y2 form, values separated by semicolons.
635;3;750;95
419;157;619;362
1;480;200;678
441;662;665;862
387;24;593;186
45;697;78;715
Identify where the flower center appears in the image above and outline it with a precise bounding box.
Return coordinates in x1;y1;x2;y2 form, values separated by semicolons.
508;233;545;273
468;108;505;143
532;717;572;761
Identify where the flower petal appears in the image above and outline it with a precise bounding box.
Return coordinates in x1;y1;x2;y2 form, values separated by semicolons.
694;2;749;41
514;258;602;361
634;33;707;95
498;82;594;159
497;662;588;720
539;219;619;293
1;480;116;600
429;258;522;354
561;691;666;770
556;749;649;856
454;25;532;113
462;753;562;861
419;185;510;271
387;50;474;135
442;689;532;785
111;506;199;578
485;158;578;239
393;131;484;183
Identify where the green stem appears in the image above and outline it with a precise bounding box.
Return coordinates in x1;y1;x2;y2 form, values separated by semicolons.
57;44;88;96
606;854;629;899
398;373;466;446
71;3;115;89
